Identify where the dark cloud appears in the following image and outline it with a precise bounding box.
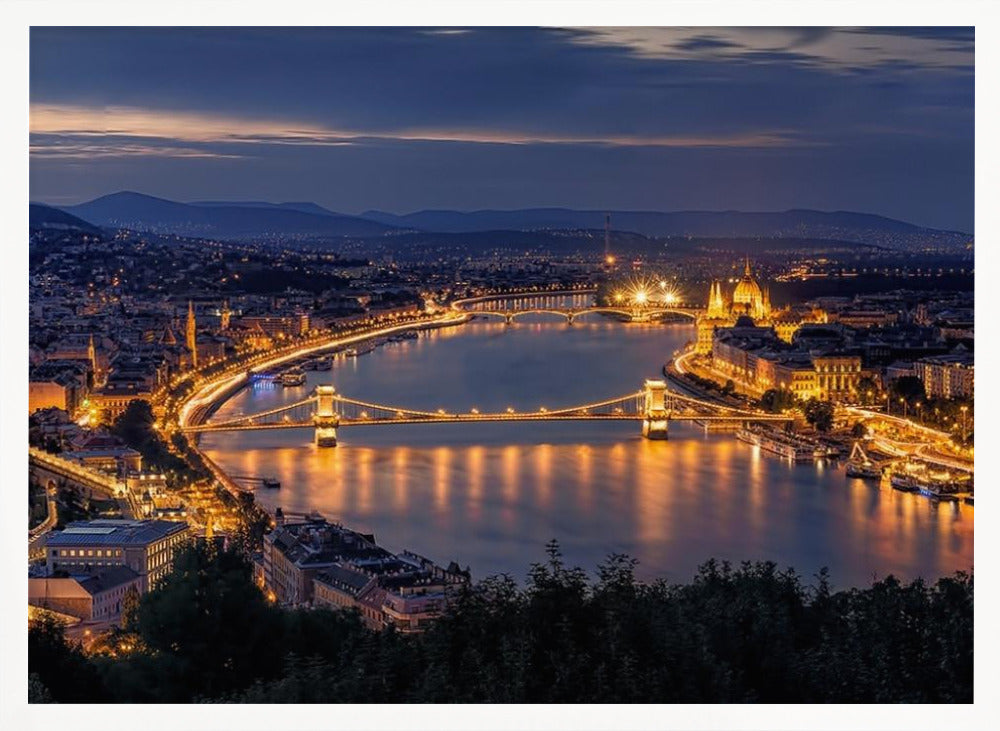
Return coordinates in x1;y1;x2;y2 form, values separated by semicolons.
29;27;974;230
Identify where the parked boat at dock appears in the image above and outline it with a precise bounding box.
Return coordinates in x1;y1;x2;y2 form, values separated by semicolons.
280;368;306;386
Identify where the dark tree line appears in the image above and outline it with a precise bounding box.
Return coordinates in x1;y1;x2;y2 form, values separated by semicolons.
29;541;972;704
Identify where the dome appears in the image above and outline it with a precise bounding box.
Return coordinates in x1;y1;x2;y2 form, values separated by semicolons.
732;275;762;305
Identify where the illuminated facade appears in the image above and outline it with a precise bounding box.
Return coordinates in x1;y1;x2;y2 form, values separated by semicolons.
695;259;825;354
186;300;198;369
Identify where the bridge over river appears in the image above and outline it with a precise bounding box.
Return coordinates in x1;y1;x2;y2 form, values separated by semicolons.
183;379;792;446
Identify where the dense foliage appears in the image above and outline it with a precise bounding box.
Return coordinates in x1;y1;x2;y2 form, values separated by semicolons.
759;388;797;414
110;400;207;485
802;398;835;432
29;542;972;704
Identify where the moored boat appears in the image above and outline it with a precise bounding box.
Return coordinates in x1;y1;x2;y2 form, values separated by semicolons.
890;473;918;492
281;368;306;386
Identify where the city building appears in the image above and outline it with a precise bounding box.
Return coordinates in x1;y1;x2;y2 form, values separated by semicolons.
695;259;825;354
915;352;974;399
261;514;468;631
45;519;191;591
28;566;142;624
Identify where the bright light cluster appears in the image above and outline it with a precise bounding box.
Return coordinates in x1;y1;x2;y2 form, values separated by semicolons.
610;276;682;307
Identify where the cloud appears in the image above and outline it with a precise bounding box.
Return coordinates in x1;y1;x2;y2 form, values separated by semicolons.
567;27;973;72
29;142;243;159
30;103;813;156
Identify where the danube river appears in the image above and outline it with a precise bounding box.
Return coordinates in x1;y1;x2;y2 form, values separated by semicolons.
201;318;973;587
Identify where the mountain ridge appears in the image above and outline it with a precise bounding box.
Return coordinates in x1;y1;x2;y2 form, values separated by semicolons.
58;191;398;240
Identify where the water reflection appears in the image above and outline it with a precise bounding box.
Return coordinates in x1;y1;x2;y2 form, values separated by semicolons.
202;320;973;586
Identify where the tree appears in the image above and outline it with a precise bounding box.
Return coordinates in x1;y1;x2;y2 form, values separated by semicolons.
856;376;879;405
127;543;285;700
28;613;108;702
803;398;835;432
890;376;925;402
760;388;796;413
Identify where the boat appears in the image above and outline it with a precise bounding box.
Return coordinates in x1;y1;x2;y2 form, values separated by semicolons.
345;347;359;357
303;359;319;371
845;442;881;480
846;461;881;479
737;427;813;462
262;478;281;489
889;473;918;493
314;357;332;371
280;369;306;387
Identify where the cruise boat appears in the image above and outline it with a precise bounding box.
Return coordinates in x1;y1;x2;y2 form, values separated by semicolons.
737;427;814;462
889;473;918;493
280;368;306;387
303;359;319;371
313;357;332;370
262;477;281;489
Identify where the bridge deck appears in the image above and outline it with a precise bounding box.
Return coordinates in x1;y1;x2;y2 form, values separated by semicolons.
186;411;791;432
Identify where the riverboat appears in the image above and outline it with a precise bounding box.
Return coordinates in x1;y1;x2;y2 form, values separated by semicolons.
314;357;332;370
889;473;918;493
280;369;306;387
262;478;281;489
303;359;319;371
737;427;814;462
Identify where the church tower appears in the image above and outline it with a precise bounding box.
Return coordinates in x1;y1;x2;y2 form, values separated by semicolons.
220;299;231;331
186;300;198;369
87;334;97;373
706;281;727;318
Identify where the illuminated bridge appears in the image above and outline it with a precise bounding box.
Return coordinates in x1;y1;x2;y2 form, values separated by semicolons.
183;379;792;447
452;289;702;324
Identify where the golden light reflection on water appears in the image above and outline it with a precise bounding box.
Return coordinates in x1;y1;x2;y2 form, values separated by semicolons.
201;320;972;586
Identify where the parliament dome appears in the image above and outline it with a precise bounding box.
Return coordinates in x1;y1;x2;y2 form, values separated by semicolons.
732;258;763;306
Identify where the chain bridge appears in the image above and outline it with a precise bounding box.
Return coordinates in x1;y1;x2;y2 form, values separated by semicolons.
183;379;792;447
452;290;702;324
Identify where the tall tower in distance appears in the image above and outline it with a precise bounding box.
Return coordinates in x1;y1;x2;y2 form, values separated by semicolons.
220;299;231;331
186;300;198;369
603;213;615;266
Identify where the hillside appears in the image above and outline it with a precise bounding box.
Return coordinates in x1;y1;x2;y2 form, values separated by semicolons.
361;207;970;251
29;203;103;237
59;192;398;240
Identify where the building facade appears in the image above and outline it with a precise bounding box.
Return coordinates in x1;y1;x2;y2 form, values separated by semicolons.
45;519;191;592
915;354;974;399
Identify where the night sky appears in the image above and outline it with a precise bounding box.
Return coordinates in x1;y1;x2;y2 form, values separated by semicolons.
29;27;974;231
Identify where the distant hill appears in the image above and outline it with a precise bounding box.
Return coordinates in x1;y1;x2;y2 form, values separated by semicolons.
29;203;103;237
47;193;971;252
58;192;398;240
191;200;342;218
360;207;970;250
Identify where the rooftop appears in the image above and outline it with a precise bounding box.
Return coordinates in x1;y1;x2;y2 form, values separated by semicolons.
47;519;188;547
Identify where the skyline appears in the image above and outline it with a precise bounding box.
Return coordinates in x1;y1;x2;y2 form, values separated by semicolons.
29;27;974;231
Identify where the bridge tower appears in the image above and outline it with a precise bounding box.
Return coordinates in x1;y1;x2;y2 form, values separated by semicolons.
641;378;670;439
313;385;340;447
